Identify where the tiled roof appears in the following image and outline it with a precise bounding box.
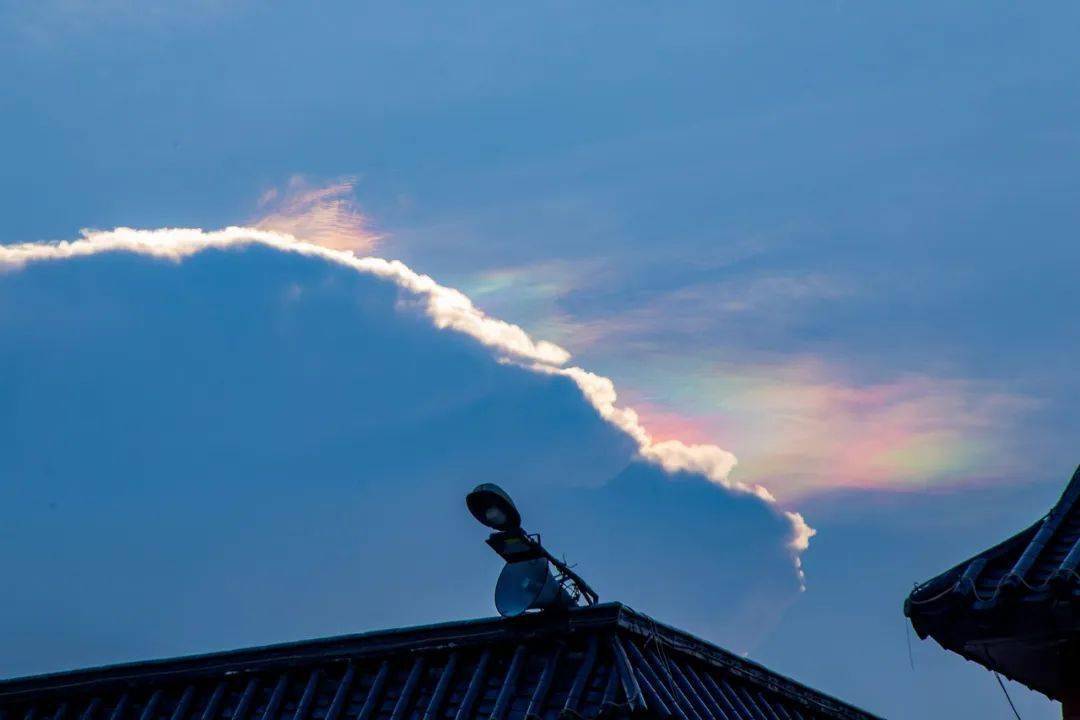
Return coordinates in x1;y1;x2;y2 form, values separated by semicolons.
904;465;1080;698
0;604;878;720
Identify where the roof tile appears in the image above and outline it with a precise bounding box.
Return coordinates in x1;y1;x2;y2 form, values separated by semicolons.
0;605;877;720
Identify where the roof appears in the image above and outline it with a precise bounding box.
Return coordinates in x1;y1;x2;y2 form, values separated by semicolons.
0;603;879;720
904;464;1080;698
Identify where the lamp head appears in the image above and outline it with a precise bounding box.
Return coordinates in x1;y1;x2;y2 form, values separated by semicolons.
466;483;522;531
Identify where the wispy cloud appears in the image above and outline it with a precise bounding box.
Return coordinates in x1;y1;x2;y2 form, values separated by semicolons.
548;272;858;353
445;259;1039;500
624;356;1040;500
451;264;858;358
456;260;605;345
254;176;381;254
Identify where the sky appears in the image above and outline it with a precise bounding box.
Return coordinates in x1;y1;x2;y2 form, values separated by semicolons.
1;2;1078;718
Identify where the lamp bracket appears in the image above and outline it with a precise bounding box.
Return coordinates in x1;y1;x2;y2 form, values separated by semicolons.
486;528;599;607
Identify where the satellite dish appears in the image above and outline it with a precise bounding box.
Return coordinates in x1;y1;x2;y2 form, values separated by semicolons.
494;558;573;617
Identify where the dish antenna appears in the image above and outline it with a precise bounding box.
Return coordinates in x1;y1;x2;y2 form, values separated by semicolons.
466;483;598;616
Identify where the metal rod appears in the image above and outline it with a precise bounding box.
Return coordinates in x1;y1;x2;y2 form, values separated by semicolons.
608;635;647;714
452;650;491;720
680;665;732;720
620;639;686;720
734;685;773;720
486;529;598;606
292;670;322;720
598;665;620;709
1010;467;1080;590
423;654;458;720
525;645;561;719
664;660;716;720
562;636;598;716
107;695;129;720
540;548;598;606
198;683;227;720
1053;537;1080;589
169;688;195;720
956;557;989;597
703;675;753;720
691;670;739;720
78;699;101;720
231;679;259;720
260;675;290;720
323;665;356;720
138;691;163;720
490;646;527;720
357;662;391;720
389;658;426;720
768;697;795;720
742;686;780;720
631;666;671;717
642;647;702;720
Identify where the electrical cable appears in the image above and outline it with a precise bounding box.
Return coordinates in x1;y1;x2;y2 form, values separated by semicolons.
904;619;914;672
980;647;1022;720
993;671;1023;720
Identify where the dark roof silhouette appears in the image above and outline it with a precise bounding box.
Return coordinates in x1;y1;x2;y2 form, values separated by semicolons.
0;603;878;720
905;465;1080;699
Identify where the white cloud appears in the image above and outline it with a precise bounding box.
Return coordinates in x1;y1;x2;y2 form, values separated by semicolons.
0;225;813;569
0;226;570;366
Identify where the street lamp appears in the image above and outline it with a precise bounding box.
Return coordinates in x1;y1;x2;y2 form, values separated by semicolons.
465;483;599;616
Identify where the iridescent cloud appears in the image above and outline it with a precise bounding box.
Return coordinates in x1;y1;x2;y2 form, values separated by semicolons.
457;263;1039;500
617;356;1039;501
254;176;381;253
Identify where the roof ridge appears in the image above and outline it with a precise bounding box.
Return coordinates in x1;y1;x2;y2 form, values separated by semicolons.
999;463;1080;592
907;464;1080;607
1055;464;1080;512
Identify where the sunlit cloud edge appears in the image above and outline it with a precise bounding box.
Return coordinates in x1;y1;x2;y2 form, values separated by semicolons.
0;225;814;584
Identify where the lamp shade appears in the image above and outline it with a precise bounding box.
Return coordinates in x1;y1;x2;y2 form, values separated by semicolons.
466;483;522;530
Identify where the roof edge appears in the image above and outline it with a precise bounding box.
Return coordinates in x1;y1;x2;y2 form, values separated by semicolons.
2;603;881;719
906;520;1041;610
907;464;1080;617
0;604;628;697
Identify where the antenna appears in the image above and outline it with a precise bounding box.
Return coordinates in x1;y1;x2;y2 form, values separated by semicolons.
466;483;599;616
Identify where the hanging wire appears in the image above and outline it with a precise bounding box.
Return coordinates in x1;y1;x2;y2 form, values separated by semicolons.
904;618;915;672
980;646;1022;720
993;671;1023;720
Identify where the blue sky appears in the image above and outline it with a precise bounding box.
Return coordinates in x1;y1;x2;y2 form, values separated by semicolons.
2;2;1078;718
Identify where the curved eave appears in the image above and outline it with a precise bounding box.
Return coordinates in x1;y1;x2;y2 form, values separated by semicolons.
904;520;1041;636
903;465;1080;700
